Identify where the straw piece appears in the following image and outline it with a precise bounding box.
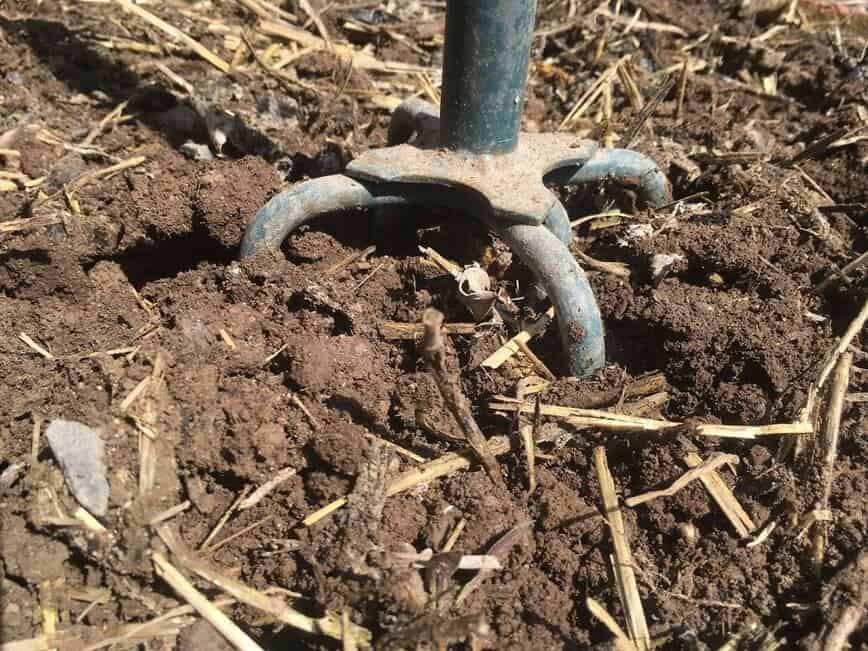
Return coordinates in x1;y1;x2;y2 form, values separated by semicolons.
200;487;250;550
593;447;650;651
481;307;554;370
625;453;740;507
379;321;476;341
560;56;630;129
587;597;638;651
152;552;264;651
18;333;54;360
183;555;371;646
304;432;540;527
684;453;755;537
258;20;430;74
116;0;231;72
239;467;296;510
490;400;811;438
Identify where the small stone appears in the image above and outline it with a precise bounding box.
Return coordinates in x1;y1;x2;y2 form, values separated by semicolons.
179;141;214;161
650;253;685;282
621;222;654;244
0;462;25;491
707;272;725;287
45;419;110;516
678;522;698;545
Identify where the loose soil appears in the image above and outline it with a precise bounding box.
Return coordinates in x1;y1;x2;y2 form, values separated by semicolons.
1;0;866;649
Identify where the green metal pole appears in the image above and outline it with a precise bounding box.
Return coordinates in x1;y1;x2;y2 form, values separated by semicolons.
440;0;537;155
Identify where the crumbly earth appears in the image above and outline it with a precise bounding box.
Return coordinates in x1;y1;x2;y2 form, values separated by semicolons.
1;0;866;649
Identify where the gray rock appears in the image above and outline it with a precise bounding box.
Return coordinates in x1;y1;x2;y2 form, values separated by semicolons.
179;140;214;161
45;419;110;516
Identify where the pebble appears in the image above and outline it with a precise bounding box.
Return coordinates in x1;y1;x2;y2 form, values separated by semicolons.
179;141;214;161
45;419;110;516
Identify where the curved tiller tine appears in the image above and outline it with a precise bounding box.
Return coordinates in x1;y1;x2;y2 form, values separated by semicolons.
239;175;411;258
546;148;671;208
487;219;606;377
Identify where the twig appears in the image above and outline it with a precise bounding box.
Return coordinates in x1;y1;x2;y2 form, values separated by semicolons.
625;453;740;507
219;329;236;350
81;100;130;147
153;62;194;95
259;20;431;74
454;521;532;607
519;423;536;494
0;215;63;237
298;0;332;48
73;507;108;534
353;260;387;291
421;309;502;486
593;447;650;651
363;434;426;463
442;518;467;553
821;352;853;502
30;415;43;468
815;250;868;293
418;245;462;277
684;453;755;537
206;515;274;555
802;299;868;428
489;399;811;438
560;56;630;129
675;58;690;122
152;551;264;651
745;520;777;548
574;250;632;278
822;604;866;651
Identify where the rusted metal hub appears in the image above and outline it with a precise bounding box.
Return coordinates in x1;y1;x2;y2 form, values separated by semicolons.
347;135;599;226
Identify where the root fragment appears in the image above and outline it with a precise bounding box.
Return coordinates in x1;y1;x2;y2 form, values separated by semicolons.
421;308;502;486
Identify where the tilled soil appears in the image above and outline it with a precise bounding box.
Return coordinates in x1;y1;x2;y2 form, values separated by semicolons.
1;0;866;649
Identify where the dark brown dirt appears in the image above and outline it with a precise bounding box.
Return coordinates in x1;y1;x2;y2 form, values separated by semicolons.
1;0;867;649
